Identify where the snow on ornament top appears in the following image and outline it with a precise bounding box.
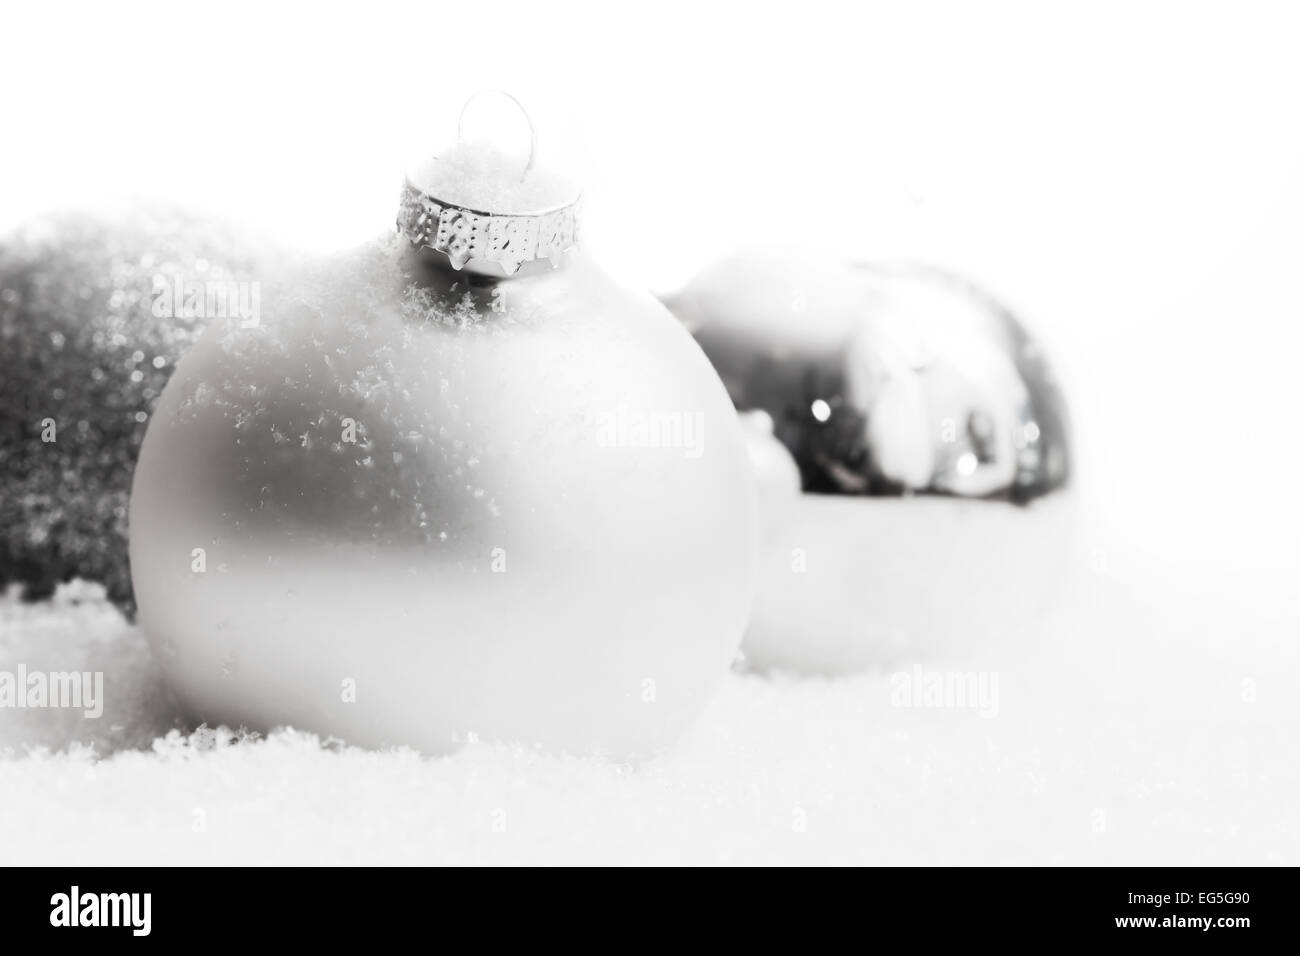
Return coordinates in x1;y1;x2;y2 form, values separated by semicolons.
398;92;581;276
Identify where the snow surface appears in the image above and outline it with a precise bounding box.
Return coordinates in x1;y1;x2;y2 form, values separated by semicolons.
2;521;1296;865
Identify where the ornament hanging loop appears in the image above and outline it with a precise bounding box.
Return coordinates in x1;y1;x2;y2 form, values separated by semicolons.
456;89;538;184
399;90;578;272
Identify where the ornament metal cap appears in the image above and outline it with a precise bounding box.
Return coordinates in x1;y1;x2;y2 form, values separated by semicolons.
397;92;581;275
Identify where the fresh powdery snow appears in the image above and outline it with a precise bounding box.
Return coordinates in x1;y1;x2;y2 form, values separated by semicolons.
1;520;1296;865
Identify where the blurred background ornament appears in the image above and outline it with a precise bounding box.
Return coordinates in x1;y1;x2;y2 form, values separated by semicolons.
668;252;1075;673
0;204;282;611
129;97;757;758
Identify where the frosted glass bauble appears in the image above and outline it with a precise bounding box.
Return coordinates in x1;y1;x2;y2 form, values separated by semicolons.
130;238;756;756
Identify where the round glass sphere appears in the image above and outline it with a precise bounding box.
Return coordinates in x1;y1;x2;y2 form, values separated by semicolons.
671;252;1075;672
130;237;756;756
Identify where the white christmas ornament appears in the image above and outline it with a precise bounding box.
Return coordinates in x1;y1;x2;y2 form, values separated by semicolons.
129;100;757;757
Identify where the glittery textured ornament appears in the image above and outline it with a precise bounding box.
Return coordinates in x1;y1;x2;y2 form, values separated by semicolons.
669;253;1075;672
0;205;282;610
